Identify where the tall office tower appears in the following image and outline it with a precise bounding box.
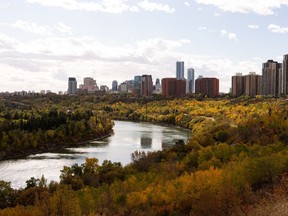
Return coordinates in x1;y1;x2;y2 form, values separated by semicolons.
161;78;186;97
132;75;142;94
262;60;282;97
141;75;153;97
176;61;184;80
112;80;118;91
283;54;288;95
187;68;195;93
232;73;244;97
195;76;219;98
154;78;162;94
244;72;262;97
155;78;160;85
68;77;77;95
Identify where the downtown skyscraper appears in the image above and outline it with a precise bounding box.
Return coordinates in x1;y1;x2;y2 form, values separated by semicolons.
176;61;184;80
283;54;288;95
68;77;77;95
187;68;195;93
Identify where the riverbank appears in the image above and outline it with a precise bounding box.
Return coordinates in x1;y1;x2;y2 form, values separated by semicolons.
0;121;190;189
0;130;114;161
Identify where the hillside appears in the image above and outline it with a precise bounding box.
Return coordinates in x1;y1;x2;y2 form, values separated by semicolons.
1;96;288;215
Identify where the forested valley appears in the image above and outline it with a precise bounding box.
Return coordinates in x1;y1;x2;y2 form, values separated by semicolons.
0;95;114;160
1;95;288;215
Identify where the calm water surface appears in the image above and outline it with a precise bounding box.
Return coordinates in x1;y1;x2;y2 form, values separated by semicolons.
0;121;190;188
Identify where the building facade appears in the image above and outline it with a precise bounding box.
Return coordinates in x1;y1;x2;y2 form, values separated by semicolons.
132;75;142;94
195;76;219;98
176;61;184;80
79;77;99;93
244;72;262;97
141;75;153;97
187;68;195;94
153;78;162;94
118;80;133;93
232;72;262;97
68;77;77;95
262;60;282;97
232;73;244;97
112;80;118;91
161;78;186;97
283;54;288;95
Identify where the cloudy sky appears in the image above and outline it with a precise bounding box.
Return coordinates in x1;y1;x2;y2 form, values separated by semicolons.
0;0;288;93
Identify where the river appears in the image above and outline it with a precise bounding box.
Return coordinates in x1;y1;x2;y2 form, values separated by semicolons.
0;121;190;188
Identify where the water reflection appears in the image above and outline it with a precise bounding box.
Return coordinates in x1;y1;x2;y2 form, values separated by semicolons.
140;137;152;149
0;121;190;188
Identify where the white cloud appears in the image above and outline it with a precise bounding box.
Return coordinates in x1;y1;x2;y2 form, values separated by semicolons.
1;20;73;36
221;29;238;41
0;35;193;92
214;12;221;16
248;24;259;29
56;22;73;35
184;2;190;7
26;0;174;14
138;0;175;13
2;20;53;36
198;26;215;33
195;0;288;15
0;32;262;93
268;24;288;33
27;0;130;13
0;33;19;50
198;26;207;31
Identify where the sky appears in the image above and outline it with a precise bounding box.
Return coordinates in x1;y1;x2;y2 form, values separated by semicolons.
0;0;288;93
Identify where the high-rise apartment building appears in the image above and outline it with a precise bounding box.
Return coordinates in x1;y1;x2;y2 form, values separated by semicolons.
232;73;262;97
195;76;219;98
176;61;184;80
161;78;186;97
68;77;77;95
232;73;244;97
141;75;153;97
244;72;262;97
262;60;282;97
283;54;288;95
187;68;195;93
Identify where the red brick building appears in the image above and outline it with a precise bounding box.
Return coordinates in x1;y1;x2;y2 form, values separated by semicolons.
195;76;219;98
161;78;186;97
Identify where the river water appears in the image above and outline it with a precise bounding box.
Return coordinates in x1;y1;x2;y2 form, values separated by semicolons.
0;121;190;188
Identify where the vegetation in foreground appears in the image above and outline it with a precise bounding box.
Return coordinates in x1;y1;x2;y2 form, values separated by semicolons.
1;95;288;215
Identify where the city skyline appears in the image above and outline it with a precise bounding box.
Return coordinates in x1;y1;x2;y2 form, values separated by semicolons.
1;1;288;93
